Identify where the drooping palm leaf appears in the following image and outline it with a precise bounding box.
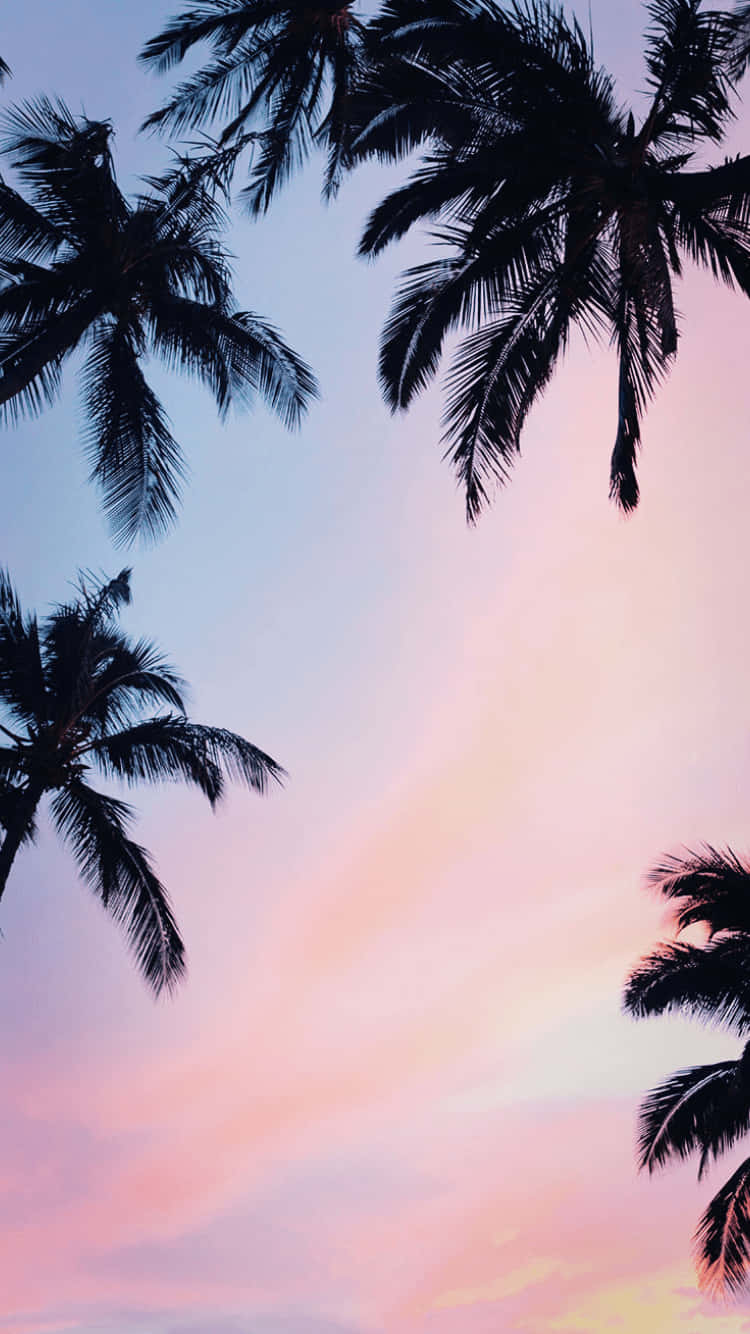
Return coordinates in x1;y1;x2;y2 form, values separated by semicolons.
637;1059;750;1175
695;1156;750;1296
51;781;186;993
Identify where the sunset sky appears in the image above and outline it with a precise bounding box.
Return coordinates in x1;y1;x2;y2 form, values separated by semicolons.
3;1;750;1331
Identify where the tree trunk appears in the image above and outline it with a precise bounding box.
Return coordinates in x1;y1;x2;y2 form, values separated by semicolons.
0;784;42;904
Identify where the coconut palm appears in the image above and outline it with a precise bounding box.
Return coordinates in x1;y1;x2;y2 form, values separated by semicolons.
349;0;750;518
0;566;284;994
624;846;750;1296
0;96;318;543
140;0;369;214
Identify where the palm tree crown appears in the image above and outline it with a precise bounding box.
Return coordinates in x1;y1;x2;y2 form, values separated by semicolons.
348;0;750;518
624;846;750;1296
140;0;369;213
0;97;318;543
0;567;284;994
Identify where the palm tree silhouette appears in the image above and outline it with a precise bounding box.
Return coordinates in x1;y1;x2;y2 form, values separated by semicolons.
140;0;368;214
350;0;750;518
625;847;750;1296
0;566;284;993
0;97;318;543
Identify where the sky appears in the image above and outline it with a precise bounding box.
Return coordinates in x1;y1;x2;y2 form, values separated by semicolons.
3;0;750;1331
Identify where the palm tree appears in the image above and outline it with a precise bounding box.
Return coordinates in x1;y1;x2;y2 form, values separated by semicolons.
0;566;284;994
140;0;369;214
0;97;318;543
624;846;750;1297
348;0;750;519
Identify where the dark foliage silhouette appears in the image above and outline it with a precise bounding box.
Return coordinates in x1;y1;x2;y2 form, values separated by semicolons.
625;847;750;1296
0;97;318;543
349;0;750;518
140;0;368;213
0;567;284;993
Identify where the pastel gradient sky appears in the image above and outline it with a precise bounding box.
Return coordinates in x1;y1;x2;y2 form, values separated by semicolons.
3;1;750;1331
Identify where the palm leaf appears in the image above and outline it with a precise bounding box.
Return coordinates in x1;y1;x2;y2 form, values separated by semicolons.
91;715;285;803
695;1156;750;1296
0;177;61;267
80;320;186;546
648;846;750;936
636;1060;748;1174
442;235;613;519
642;0;738;146
139;2;259;74
624;937;750;1033
0;300;98;425
0;569;47;728
216;308;319;425
90;715;226;804
50;781;186;994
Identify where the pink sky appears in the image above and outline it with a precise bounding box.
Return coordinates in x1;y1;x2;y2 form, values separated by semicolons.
3;1;750;1332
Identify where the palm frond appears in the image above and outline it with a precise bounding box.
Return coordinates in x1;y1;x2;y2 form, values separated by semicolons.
141;134;251;213
624;937;750;1033
147;291;232;413
695;1155;750;1296
80;320;186;546
673;201;750;295
91;715;225;804
80;639;187;731
0;177;61;267
608;262;673;512
637;1060;747;1174
441;232;612;519
139;2;258;74
0;302;96;425
183;722;285;792
50;781;186;994
648;845;750;935
215;308;319;425
0;568;47;727
359;155;499;258
239;101;313;217
142;46;264;138
642;0;738;146
91;714;285;803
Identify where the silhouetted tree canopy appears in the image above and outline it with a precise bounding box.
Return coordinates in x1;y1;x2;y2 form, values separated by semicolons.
625;847;750;1296
0;567;284;993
